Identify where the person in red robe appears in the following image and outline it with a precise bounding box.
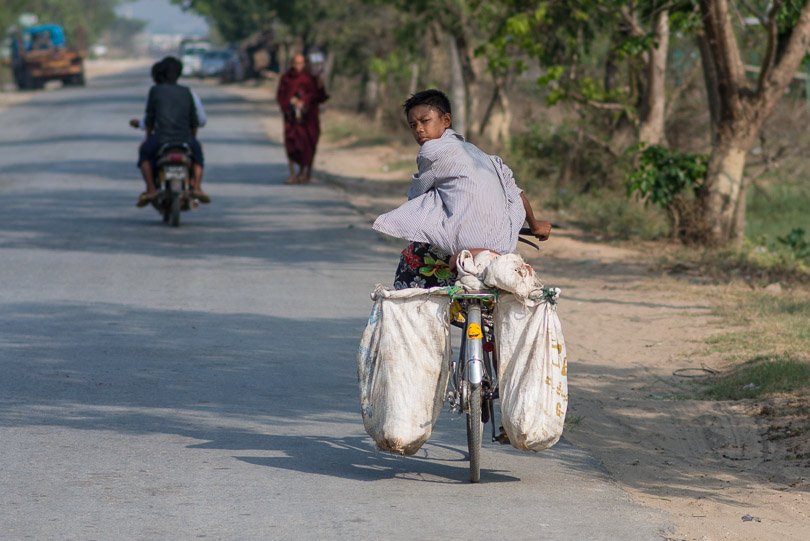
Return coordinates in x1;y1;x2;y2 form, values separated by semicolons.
276;53;329;184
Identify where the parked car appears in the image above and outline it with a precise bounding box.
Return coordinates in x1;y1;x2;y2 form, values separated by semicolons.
199;49;231;78
179;38;210;77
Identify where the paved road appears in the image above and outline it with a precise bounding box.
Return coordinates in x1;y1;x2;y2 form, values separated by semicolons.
0;70;668;540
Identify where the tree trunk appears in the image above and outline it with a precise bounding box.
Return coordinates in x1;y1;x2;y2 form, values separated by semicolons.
638;9;669;145
360;71;380;120
447;34;467;136
479;81;512;145
702;140;748;243
408;62;420;96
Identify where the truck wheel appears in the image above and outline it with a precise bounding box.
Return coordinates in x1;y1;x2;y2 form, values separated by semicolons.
19;72;34;91
73;73;85;86
13;69;26;90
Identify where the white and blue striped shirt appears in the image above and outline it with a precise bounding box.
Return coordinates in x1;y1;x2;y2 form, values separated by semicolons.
373;129;526;255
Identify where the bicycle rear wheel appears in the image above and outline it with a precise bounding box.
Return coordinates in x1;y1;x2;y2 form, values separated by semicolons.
466;382;482;483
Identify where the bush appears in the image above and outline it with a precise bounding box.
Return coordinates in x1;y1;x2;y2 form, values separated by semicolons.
509;122;669;240
626;144;708;242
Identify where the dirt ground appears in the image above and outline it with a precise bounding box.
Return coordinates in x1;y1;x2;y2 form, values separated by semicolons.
178;76;810;540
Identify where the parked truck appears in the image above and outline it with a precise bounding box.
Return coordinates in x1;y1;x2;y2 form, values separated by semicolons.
9;24;85;90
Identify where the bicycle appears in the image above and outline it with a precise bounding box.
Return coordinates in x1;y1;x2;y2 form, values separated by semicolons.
444;227;549;483
446;288;499;483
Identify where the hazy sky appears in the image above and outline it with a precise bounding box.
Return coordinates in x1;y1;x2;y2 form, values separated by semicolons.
117;0;209;36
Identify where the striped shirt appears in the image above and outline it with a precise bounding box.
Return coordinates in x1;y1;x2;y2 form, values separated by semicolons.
373;129;526;255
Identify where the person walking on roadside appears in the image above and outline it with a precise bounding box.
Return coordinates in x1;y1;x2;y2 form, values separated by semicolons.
276;53;329;184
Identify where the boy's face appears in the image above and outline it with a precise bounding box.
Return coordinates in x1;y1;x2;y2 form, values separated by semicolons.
407;105;451;146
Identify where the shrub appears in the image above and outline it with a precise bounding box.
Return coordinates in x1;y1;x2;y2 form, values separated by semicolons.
626;144;708;242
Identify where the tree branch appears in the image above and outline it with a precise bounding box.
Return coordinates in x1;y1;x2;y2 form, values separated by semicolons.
736;0;769;27
699;0;747;101
757;0;782;93
583;132;622;158
760;1;810;105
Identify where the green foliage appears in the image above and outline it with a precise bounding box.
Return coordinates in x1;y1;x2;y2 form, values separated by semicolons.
778;228;809;260
701;356;810;400
747;181;810;262
509;121;615;193
1;0;121;46
626;144;707;209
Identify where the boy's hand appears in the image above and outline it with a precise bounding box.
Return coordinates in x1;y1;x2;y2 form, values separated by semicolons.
129;118;140;128
529;221;552;241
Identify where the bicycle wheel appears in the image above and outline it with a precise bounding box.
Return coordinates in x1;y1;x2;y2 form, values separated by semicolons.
466;382;482;483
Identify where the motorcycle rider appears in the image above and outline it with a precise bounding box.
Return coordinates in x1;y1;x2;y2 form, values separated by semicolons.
135;56;209;207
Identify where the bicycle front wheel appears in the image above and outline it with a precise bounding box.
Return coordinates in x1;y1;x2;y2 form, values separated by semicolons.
466;382;482;483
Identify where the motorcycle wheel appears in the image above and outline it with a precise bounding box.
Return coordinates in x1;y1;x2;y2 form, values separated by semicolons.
169;192;181;227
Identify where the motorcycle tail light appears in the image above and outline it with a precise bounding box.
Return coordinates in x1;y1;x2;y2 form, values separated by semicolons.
168;153;187;163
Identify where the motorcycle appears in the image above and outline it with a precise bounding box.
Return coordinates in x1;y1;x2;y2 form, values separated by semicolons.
152;142;198;227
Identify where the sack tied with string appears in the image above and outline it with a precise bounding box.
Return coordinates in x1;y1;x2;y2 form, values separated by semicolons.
357;286;451;455
495;292;568;451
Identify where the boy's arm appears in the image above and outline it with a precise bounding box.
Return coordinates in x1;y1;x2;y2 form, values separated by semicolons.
493;155;552;241
407;153;438;200
186;88;199;140
521;192;552;241
144;86;156;131
191;90;207;128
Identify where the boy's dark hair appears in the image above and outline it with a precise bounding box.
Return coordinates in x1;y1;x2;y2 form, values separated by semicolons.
151;60;166;84
161;56;183;84
403;89;452;117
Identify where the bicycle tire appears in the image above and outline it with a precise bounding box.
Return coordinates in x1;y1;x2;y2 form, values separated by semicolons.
466;382;482;483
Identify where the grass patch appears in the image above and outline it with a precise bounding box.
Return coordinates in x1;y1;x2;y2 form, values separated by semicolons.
564;414;584;429
706;289;810;361
566;190;670;240
747;181;810;245
702;356;810;400
695;288;810;401
659;243;810;287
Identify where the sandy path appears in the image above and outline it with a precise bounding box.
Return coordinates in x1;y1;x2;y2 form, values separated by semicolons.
219;79;808;541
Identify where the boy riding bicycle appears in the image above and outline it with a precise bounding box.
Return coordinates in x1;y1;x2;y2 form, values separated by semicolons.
373;89;551;289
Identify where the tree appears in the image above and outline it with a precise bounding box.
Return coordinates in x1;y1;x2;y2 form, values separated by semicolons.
697;0;810;245
1;0;122;47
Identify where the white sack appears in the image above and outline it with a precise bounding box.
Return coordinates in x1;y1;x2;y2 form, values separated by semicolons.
454;250;499;290
482;253;543;301
495;293;568;451
357;286;451;455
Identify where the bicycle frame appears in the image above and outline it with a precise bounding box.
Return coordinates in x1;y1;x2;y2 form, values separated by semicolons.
447;290;499;482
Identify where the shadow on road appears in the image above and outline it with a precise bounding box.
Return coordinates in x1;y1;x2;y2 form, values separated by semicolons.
0;300;522;484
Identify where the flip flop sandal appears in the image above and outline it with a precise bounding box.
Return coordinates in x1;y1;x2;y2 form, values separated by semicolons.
136;192;156;208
